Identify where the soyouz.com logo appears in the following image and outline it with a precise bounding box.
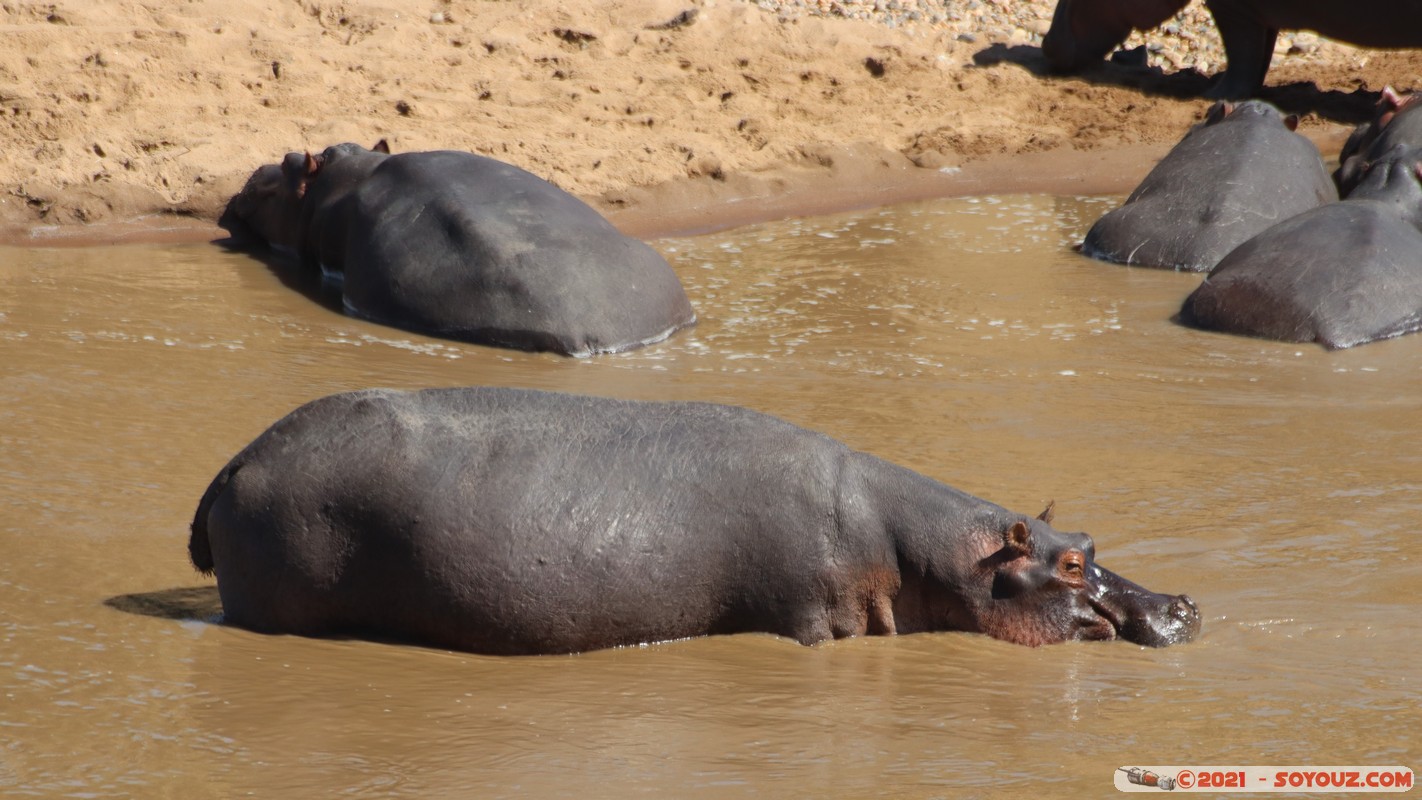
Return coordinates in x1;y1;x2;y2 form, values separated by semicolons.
1116;766;1414;792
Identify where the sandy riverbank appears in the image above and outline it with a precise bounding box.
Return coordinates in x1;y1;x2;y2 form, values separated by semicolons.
0;0;1414;245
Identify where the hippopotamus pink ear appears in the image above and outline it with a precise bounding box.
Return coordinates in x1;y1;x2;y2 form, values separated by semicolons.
296;152;322;198
372;139;391;154
1382;86;1405;110
1204;101;1234;126
1036;500;1056;524
1004;519;1033;558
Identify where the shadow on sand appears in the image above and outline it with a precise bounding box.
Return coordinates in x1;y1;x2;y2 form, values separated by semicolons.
973;43;1383;126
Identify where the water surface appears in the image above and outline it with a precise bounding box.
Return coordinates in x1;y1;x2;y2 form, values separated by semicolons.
2;194;1419;797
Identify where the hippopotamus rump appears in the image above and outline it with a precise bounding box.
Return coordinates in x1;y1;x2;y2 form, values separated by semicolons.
219;142;696;357
189;387;1201;655
1043;0;1422;99
1335;88;1422;196
1181;147;1422;348
1081;101;1336;272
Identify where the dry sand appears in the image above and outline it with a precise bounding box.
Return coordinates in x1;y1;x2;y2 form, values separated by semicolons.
1;0;1419;245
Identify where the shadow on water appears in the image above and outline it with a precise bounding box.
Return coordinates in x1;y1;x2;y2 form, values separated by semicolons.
105;586;223;622
213;235;347;317
973;43;1382;124
104;586;502;655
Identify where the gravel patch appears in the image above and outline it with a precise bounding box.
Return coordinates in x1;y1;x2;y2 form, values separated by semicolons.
744;0;1355;79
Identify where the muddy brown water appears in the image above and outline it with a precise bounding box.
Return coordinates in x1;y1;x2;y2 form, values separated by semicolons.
3;194;1419;797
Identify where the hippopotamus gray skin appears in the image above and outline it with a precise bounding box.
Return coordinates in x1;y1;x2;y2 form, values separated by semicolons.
220;143;696;357
1081;100;1336;272
188;387;1202;655
1181;146;1422;348
286;140;391;276
218;164;299;253
1335;88;1422;196
1043;0;1422;99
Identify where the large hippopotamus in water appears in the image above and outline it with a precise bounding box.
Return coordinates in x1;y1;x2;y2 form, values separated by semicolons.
1335;87;1422;196
1181;146;1422;348
219;142;696;357
1081;100;1335;272
1043;0;1422;99
189;387;1202;655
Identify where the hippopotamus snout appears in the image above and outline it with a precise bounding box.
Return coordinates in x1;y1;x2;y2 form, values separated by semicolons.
1093;566;1202;647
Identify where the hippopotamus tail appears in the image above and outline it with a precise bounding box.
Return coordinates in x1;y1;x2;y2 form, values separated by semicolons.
189;460;240;575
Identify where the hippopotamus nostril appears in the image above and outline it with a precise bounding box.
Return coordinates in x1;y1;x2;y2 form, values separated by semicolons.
1173;595;1199;619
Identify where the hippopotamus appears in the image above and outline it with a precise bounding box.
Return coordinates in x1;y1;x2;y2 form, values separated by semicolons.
188;387;1202;655
1043;0;1422;99
1042;0;1185;76
1335;87;1422;196
219;142;696;357
1180;146;1422;348
1081;100;1336;272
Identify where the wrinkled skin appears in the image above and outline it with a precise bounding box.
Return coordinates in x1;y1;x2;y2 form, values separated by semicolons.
1335;88;1422;196
1082;100;1336;272
189;387;1201;655
1181;146;1422;348
220;143;696;356
1043;0;1422;98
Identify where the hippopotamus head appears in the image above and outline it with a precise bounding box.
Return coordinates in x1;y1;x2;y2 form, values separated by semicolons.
217;139;391;252
1042;0;1190;72
1201;98;1297;130
218;162;302;251
1336;88;1422;196
1348;144;1422;231
960;503;1200;647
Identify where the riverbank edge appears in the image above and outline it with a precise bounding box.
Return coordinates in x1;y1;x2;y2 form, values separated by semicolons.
0;128;1351;248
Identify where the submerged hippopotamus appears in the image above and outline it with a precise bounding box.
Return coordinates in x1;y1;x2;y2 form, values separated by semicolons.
1082;100;1336;272
219;142;696;357
1335;87;1422;196
188;387;1202;655
1043;0;1422;99
1181;146;1422;348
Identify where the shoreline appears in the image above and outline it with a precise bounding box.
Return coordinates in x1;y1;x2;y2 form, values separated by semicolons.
0;128;1352;249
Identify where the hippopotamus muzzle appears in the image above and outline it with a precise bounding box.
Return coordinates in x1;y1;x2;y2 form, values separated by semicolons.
1088;564;1201;647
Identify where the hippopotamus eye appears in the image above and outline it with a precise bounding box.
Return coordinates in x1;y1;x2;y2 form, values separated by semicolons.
1058;551;1086;581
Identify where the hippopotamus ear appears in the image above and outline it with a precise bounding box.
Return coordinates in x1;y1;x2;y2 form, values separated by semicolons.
372;139;391;154
297;153;322;198
1204;101;1234;126
1282;114;1299;132
1036;500;1056;524
1382;85;1404;110
280;151;324;199
1003;520;1033;558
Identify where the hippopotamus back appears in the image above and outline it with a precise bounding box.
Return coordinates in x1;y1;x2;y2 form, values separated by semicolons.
1181;147;1422;349
1082;101;1336;272
331;151;695;356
